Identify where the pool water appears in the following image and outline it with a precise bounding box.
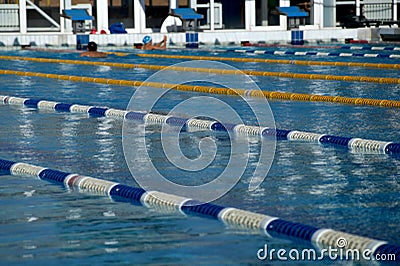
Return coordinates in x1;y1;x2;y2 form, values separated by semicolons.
0;46;399;265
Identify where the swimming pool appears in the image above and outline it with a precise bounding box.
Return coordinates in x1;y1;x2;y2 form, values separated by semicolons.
0;45;399;265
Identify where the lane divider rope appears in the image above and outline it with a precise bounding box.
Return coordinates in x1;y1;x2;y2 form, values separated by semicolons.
2;56;400;81
22;47;129;57
136;53;400;70
241;43;400;51
1;69;400;109
339;45;400;51
3;55;400;83
0;158;398;260
2;94;400;155
215;48;400;60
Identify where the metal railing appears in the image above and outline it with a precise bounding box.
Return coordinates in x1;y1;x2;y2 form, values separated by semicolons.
0;4;19;31
336;0;398;20
363;2;394;20
0;1;60;32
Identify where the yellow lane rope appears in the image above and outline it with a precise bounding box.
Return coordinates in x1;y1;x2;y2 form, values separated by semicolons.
1;55;400;85
105;51;130;56
1;69;400;108
137;53;400;70
22;47;129;57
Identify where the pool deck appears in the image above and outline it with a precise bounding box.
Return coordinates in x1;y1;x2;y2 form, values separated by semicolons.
0;27;381;47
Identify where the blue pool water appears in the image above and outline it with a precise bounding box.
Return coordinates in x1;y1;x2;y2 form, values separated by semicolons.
0;46;399;265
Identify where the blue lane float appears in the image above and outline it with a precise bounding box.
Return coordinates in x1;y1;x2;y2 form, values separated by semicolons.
241;43;400;51
1;158;399;261
1;95;399;156
214;48;400;60
340;45;400;51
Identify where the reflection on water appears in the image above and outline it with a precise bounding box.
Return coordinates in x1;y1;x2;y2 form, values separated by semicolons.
94;117;118;172
19;114;34;139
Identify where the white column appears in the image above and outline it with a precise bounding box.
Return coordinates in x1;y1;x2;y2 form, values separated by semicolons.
261;0;268;26
356;0;361;16
60;0;65;33
323;0;336;27
210;0;215;31
280;0;290;29
312;0;324;28
64;0;72;33
189;0;197;9
280;0;290;7
245;0;256;30
96;0;109;32
134;0;146;32
393;0;397;21
169;0;178;10
19;0;27;34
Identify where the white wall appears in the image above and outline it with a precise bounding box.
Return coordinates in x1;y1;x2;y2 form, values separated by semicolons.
0;28;361;47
